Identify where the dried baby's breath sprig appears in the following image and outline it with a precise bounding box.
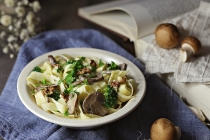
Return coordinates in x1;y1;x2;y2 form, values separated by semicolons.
0;0;42;58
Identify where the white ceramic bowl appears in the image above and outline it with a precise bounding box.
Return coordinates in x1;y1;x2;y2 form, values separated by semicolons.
17;48;146;128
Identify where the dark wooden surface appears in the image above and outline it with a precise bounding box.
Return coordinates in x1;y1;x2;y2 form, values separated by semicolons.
0;0;118;94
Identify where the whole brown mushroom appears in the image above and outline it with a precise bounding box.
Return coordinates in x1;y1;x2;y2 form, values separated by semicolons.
150;118;181;140
179;36;202;62
155;23;180;49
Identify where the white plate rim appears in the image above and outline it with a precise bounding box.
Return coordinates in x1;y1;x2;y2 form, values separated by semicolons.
17;48;146;128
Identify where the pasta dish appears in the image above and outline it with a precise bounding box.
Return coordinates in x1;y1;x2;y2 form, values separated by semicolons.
26;54;138;119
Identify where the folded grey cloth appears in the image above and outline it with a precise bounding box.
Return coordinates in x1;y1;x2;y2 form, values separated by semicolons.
0;29;210;140
141;1;210;83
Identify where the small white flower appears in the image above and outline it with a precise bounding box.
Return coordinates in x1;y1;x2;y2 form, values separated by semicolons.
0;15;12;26
26;12;35;24
27;24;35;33
8;43;13;50
0;31;6;39
4;0;15;8
15;6;26;17
8;25;13;31
32;1;41;12
20;29;28;40
3;47;9;54
1;0;41;58
13;43;20;51
23;0;28;5
7;35;16;42
15;20;22;28
10;53;14;58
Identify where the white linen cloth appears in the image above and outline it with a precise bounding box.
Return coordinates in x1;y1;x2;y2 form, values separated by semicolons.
141;1;210;83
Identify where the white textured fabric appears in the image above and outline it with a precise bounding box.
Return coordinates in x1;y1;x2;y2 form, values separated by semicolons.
141;1;210;83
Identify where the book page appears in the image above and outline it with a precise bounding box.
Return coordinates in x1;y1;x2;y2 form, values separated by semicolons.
119;0;200;38
79;9;138;40
135;0;200;23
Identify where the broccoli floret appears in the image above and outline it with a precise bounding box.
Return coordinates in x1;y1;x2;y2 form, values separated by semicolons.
103;85;118;108
47;90;60;101
107;61;119;70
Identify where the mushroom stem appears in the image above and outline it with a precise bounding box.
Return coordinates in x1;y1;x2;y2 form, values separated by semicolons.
180;36;202;63
180;43;194;62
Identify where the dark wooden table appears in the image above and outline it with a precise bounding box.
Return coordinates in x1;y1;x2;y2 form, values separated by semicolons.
0;0;116;94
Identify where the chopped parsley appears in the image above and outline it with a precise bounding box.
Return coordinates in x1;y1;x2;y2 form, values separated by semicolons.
57;79;62;85
87;73;97;78
63;85;79;96
64;110;69;116
56;66;63;73
99;59;105;66
64;57;85;85
90;65;96;72
41;79;50;85
83;79;89;85
65;71;77;85
33;66;43;73
30;90;36;95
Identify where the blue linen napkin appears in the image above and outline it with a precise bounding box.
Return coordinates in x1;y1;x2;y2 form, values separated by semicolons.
0;29;210;140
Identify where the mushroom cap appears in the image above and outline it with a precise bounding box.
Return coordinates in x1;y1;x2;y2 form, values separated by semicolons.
82;92;108;116
150;118;181;140
181;36;202;55
155;23;180;49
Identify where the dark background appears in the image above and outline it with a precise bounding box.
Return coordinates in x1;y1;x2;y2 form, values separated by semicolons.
0;0;129;94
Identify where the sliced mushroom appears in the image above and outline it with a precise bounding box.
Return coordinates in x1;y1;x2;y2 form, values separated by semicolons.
48;55;57;66
150;118;181;140
180;36;202;62
82;92;108;116
100;70;112;74
87;73;104;84
72;80;83;86
72;74;104;86
119;63;127;70
67;93;78;114
72;75;85;86
90;60;97;67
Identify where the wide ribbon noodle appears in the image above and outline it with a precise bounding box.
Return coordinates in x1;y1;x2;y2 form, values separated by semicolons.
27;54;138;119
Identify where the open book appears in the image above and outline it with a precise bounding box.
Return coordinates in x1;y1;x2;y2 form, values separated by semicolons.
78;0;210;123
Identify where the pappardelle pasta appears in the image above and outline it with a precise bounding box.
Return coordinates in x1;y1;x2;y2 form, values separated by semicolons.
27;54;138;119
